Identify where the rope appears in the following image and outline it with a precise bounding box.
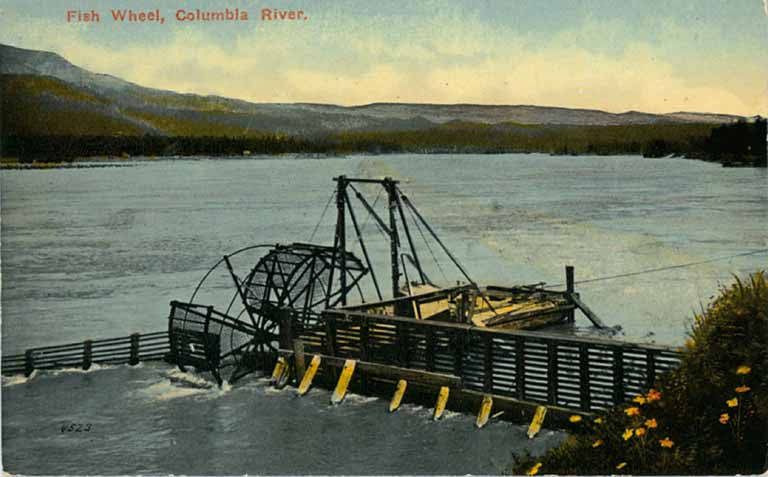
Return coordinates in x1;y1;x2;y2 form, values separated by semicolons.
407;203;449;284
309;191;335;242
350;188;383;253
544;248;768;289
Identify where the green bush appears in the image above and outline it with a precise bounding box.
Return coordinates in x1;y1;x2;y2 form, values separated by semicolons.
512;271;767;475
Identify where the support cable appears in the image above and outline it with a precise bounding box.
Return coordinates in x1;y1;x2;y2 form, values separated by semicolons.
349;188;383;252
349;184;391;238
406;200;449;284
400;193;498;316
344;189;383;301
543;248;768;289
309;191;335;243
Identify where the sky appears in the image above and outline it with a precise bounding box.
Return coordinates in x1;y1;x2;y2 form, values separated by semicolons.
0;0;766;115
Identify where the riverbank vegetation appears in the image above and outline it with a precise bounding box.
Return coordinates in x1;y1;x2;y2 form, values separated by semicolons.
511;271;767;475
1;118;764;167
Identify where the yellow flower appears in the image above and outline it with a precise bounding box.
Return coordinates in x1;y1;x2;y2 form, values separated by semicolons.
622;428;634;440
659;437;674;448
593;417;604;424
624;407;640;416
719;413;729;424
592;439;604;448
633;395;647;404
569;415;582;423
645;418;658;429
646;389;662;402
727;398;738;407
616;462;627;470
635;427;647;437
735;386;751;393
736;365;751;375
526;462;542;476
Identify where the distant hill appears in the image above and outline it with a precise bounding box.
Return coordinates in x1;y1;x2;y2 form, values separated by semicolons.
0;42;745;139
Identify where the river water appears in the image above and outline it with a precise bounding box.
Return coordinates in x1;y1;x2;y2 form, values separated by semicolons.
2;154;766;474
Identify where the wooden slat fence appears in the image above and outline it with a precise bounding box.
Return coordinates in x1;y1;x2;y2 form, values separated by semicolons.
2;331;170;376
289;309;681;412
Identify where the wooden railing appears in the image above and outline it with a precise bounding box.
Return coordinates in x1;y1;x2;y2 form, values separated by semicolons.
287;309;681;412
1;331;170;376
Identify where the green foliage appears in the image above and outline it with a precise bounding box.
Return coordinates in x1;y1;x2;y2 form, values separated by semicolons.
512;271;767;475
704;118;767;167
329;123;716;156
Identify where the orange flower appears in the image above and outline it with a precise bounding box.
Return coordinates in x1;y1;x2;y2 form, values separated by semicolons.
624;407;640;416
635;427;647;437
659;437;674;448
526;462;542;476
736;365;751;375
616;462;627;470
569;415;582;423
622;428;634;440
633;395;647;404
646;389;662;402
592;439;604;448
719;413;729;424
735;386;751;393
727;398;738;407
644;418;658;429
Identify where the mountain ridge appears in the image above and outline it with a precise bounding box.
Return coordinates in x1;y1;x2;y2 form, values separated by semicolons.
0;42;746;138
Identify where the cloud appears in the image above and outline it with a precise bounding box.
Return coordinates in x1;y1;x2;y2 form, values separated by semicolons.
0;8;764;115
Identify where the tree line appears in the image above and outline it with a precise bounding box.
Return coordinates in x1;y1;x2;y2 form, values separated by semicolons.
1;118;764;167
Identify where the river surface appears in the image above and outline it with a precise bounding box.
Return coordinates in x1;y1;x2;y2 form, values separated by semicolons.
2;154;766;474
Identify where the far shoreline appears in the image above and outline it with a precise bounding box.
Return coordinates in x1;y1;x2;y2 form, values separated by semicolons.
2;149;764;170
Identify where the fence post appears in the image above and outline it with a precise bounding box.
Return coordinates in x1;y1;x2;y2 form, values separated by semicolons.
547;341;558;405
293;339;306;381
579;343;591;411
325;315;337;357
516;336;526;400
129;333;140;365
483;332;493;393
613;347;625;404
24;350;35;377
279;308;293;351
566;265;575;322
360;317;369;361
453;329;464;377
359;316;369;393
168;301;178;364
83;340;92;370
398;324;411;367
426;327;435;372
645;349;657;389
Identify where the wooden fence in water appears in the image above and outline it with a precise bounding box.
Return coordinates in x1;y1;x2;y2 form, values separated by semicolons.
284;309;682;412
1;331;170;376
2;309;682;414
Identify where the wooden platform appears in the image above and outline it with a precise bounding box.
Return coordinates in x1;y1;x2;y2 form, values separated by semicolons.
281;307;681;413
343;284;577;330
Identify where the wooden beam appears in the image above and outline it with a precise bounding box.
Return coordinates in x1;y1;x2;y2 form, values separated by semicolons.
569;293;607;328
278;349;461;387
292;339;306;381
129;333;140;366
566;265;575;322
482;304;576;327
